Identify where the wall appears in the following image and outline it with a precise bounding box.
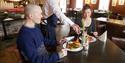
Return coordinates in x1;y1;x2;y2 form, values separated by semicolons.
68;0;99;10
109;0;125;16
83;0;99;10
68;0;125;15
69;0;76;9
0;0;14;10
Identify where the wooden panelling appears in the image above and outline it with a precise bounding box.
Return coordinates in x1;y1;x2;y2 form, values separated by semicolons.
68;0;125;15
68;0;99;10
83;0;99;10
69;0;76;9
109;0;125;15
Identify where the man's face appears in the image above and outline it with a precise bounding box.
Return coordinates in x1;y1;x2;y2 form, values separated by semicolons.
31;7;43;24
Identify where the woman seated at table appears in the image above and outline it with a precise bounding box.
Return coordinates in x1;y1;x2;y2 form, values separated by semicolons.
81;4;98;37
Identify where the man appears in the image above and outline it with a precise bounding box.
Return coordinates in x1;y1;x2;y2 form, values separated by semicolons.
42;0;81;46
17;4;67;63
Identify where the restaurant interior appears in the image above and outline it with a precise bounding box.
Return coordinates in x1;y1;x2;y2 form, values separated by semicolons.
0;0;125;63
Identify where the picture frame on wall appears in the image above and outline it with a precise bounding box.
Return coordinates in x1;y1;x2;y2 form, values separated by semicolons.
91;0;97;4
85;0;90;4
112;0;117;6
119;0;125;5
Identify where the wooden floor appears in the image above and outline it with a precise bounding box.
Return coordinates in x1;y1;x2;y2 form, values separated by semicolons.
0;38;22;63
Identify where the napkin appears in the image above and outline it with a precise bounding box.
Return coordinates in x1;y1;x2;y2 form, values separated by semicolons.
98;31;107;42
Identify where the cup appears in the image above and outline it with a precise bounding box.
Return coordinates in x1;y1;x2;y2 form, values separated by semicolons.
81;35;89;56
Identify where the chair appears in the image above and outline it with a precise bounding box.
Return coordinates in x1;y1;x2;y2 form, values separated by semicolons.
106;22;125;50
112;37;125;50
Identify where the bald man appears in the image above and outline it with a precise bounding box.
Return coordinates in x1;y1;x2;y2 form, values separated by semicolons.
17;4;67;63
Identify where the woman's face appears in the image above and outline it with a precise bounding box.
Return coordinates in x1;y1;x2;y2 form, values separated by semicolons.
83;9;92;18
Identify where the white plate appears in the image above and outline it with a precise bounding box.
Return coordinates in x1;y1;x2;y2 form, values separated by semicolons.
87;36;96;43
79;36;96;43
4;18;14;21
63;41;83;52
65;36;74;42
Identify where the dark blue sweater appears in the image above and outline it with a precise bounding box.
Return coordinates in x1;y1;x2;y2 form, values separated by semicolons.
17;26;59;63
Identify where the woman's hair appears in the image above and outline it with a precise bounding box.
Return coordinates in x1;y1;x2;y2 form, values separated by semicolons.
82;4;93;18
82;4;91;13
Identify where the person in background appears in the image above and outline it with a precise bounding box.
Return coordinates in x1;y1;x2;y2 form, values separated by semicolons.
17;4;67;63
42;0;81;46
81;4;98;37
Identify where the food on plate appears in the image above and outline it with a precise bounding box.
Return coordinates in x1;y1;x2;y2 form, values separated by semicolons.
87;36;93;42
67;39;81;49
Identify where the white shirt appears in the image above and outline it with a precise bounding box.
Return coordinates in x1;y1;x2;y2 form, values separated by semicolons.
42;0;74;26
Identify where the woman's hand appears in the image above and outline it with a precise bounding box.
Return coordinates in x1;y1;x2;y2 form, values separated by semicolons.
93;32;98;37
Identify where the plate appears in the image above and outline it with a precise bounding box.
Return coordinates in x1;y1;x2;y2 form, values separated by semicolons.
79;36;96;43
4;18;14;21
65;36;74;42
63;41;83;52
87;36;96;43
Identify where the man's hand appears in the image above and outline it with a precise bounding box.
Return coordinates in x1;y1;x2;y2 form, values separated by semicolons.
57;44;67;59
58;48;67;58
57;38;66;45
71;24;81;34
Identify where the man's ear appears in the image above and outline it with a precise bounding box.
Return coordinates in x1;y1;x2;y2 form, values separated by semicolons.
28;14;33;19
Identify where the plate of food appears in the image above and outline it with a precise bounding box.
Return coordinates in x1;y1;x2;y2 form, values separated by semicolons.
63;39;83;52
87;36;96;43
79;35;96;43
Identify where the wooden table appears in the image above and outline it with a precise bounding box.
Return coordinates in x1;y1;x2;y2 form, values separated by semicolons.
0;18;24;40
96;17;125;38
59;39;125;63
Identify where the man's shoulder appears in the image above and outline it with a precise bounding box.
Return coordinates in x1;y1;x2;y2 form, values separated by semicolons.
18;27;33;36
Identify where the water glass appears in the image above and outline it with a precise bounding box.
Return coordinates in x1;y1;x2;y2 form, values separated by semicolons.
123;16;125;24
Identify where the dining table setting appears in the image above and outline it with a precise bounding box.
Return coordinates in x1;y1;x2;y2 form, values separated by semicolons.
56;33;125;63
54;20;125;63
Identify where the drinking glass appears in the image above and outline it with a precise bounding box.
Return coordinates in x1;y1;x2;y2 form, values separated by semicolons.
123;16;125;24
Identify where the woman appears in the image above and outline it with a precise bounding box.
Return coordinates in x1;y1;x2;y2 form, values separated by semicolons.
82;4;98;37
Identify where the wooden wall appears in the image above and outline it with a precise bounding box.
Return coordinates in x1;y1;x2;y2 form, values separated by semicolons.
109;0;125;16
68;0;125;15
83;0;99;10
69;0;76;9
68;0;99;10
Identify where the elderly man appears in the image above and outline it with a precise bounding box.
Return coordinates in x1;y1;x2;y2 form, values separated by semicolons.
17;4;67;63
42;0;81;46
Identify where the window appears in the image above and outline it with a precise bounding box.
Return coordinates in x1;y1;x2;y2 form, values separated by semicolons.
75;0;83;10
59;0;67;13
98;0;110;11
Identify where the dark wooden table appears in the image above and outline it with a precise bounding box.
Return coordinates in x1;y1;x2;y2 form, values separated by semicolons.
59;39;125;63
0;18;24;40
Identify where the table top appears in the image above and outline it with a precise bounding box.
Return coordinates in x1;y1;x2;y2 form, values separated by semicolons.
108;19;125;25
96;17;125;25
59;39;125;63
